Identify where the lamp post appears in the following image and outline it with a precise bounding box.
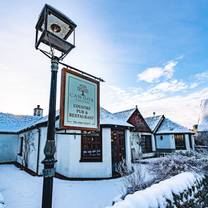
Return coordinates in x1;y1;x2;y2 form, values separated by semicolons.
35;4;76;208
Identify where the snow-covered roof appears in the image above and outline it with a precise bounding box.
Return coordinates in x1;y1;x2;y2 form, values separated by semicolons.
113;108;135;121
156;118;192;134
0;108;134;134
0;112;42;133
145;115;163;132
0;108;192;134
100;108;133;127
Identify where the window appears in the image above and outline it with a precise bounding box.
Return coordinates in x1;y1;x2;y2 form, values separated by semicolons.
175;134;186;150
141;135;152;153
80;131;102;162
18;136;24;156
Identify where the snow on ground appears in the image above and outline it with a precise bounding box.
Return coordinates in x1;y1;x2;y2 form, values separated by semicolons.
0;164;154;208
0;165;123;208
108;172;203;208
0;192;4;208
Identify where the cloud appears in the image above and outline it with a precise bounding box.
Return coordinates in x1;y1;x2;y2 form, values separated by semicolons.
163;61;177;78
151;80;188;93
137;67;164;83
137;60;178;83
195;71;208;81
101;83;208;128
189;82;198;89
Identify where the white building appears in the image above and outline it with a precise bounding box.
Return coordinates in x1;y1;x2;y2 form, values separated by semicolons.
0;106;194;178
145;115;194;154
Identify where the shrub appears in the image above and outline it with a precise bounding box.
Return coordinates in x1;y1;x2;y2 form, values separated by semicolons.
148;151;208;183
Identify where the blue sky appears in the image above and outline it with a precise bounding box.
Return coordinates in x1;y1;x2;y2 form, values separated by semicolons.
1;0;208;127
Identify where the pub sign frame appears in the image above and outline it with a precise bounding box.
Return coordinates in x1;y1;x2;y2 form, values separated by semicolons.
60;68;100;131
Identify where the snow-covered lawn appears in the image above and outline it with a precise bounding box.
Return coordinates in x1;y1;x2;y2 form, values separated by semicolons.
0;192;4;208
0;165;124;208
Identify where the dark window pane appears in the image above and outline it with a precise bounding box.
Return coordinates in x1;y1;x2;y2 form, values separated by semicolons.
81;131;102;162
175;134;186;150
141;135;152;153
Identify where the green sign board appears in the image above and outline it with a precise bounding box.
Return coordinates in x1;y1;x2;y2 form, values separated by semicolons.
60;68;100;130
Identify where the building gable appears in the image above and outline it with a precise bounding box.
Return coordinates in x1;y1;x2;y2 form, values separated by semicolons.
127;109;152;132
155;118;192;134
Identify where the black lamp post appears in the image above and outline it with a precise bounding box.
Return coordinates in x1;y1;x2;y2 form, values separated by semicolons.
35;4;76;208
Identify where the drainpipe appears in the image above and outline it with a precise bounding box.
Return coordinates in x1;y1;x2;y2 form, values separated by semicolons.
36;128;41;175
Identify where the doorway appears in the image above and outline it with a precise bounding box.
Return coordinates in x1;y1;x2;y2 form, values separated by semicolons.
111;128;126;175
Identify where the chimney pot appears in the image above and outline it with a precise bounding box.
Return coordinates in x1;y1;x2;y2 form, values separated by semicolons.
34;105;43;117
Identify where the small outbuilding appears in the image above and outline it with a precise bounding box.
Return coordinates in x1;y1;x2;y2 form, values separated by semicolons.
145;114;194;154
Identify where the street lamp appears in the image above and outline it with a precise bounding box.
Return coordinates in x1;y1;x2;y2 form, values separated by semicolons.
35;4;76;208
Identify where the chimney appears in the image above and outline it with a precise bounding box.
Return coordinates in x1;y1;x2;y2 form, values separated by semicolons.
153;112;156;116
33;105;43;117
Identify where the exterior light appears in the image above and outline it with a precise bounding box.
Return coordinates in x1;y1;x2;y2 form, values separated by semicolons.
35;4;77;59
35;4;77;208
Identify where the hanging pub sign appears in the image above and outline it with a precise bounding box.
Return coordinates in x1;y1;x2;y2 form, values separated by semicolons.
60;68;100;131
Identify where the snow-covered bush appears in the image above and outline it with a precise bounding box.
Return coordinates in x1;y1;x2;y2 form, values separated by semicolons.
148;151;208;183
166;174;208;208
195;131;208;146
107;172;207;208
115;160;155;201
0;193;4;208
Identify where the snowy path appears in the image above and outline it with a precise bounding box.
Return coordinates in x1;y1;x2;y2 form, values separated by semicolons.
0;165;123;208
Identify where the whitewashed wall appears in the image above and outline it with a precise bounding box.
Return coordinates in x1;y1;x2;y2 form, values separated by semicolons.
56;128;112;178
155;134;175;150
0;134;18;163
125;130;132;170
16;129;40;174
191;135;195;150
151;134;156;151
185;134;190;151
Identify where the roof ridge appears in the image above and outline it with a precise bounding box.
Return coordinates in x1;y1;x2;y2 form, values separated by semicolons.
113;108;136;115
145;115;163;119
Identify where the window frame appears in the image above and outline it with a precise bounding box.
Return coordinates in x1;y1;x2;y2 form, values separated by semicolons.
80;129;102;162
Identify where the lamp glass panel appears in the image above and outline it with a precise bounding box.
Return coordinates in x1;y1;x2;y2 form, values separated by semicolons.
47;13;71;39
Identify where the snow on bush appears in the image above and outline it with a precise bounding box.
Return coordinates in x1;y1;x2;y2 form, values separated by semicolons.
116;161;155;200
0;193;4;208
107;172;204;208
148;151;208;183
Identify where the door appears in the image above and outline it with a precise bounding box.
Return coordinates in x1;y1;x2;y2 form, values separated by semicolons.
111;128;126;175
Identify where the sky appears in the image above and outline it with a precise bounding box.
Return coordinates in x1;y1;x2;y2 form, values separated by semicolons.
1;0;208;128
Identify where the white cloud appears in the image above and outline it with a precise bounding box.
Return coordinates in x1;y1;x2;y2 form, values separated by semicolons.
163;61;177;78
189;82;198;89
137;67;164;83
151;80;188;93
195;71;208;81
137;60;178;83
101;83;208;128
